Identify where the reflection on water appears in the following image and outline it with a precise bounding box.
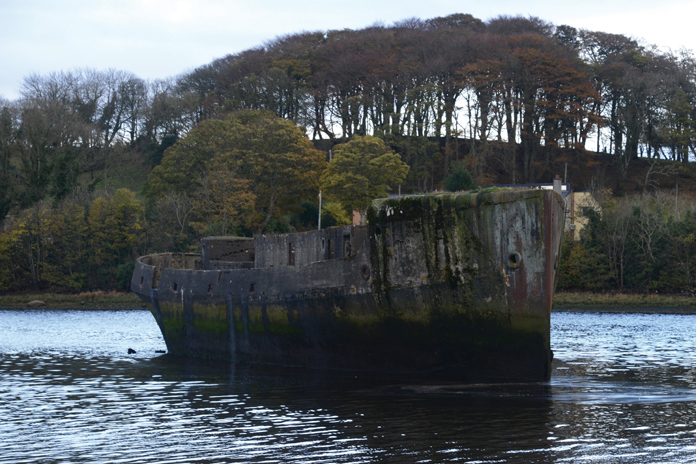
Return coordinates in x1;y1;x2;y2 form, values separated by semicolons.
1;310;696;463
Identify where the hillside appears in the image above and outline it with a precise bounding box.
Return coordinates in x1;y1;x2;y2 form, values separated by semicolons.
3;12;696;294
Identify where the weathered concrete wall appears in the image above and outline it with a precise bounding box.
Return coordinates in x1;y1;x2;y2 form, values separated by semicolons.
136;253;201;289
253;225;367;269
201;237;255;268
369;191;562;316
140;253;201;270
363;190;564;380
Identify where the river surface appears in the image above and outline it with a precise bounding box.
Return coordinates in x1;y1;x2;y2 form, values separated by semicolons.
2;309;696;463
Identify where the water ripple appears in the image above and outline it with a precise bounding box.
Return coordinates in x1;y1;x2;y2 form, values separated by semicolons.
2;310;696;462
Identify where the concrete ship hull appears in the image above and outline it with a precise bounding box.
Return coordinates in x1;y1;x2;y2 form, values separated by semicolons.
131;190;564;381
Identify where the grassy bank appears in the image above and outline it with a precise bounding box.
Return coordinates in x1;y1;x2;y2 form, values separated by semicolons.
2;290;695;311
554;291;696;307
0;291;145;310
553;291;696;313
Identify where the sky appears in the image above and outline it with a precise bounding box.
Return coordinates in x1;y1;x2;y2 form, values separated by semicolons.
2;0;696;100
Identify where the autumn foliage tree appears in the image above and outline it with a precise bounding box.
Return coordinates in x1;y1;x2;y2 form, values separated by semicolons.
462;31;603;182
322;135;409;214
0;188;144;291
146;110;326;233
88;189;144;269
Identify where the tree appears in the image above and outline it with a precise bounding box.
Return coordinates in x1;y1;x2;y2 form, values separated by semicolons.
146;110;325;233
6;203;51;288
145;192;195;253
321;135;409;214
42;197;89;289
190;171;255;236
88;188;144;287
322;201;352;226
444;161;476;191
0;101;18;222
16;99;85;205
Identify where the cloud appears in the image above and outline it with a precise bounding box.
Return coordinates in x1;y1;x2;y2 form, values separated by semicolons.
2;0;695;99
561;1;696;52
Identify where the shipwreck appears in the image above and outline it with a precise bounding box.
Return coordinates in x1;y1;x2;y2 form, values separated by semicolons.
131;189;564;381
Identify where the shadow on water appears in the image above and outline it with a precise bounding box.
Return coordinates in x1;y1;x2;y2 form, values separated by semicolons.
145;355;558;462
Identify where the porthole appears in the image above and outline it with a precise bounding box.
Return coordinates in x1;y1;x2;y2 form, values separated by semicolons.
361;265;371;281
508;252;522;270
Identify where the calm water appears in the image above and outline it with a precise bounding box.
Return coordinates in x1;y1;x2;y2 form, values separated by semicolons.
2;310;696;463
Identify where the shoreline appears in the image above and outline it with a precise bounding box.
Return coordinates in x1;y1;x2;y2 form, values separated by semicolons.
0;292;145;310
553;291;696;309
552;305;696;314
2;291;696;313
554;291;696;314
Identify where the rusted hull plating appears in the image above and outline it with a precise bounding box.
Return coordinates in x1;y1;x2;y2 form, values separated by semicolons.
131;190;565;382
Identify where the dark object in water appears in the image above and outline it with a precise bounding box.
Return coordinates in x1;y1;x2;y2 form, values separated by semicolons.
127;348;136;354
131;191;564;382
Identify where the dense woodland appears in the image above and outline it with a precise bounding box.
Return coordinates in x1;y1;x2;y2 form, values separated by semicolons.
3;13;696;294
